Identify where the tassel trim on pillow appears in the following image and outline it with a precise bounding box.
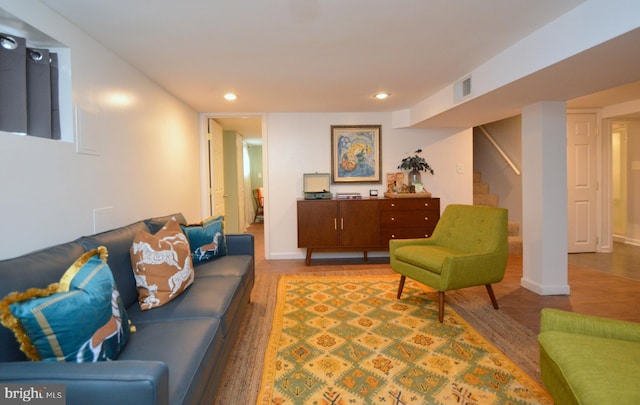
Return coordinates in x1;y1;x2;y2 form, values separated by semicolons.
0;283;60;361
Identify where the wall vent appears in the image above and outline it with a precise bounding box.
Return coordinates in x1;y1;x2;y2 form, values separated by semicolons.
454;75;472;103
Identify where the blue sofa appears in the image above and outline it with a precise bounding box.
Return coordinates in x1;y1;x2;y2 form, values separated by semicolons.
0;213;254;405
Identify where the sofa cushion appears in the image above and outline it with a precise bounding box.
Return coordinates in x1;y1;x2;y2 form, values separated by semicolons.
145;213;188;234
194;255;254;293
80;221;150;309
117;318;223;405
130;219;194;310
181;215;227;264
127;276;243;336
0;247;131;362
539;330;640;404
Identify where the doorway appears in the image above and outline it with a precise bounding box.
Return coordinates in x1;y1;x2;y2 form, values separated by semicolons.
202;115;264;233
610;120;640;247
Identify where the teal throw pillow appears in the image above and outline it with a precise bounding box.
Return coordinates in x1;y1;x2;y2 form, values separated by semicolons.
181;215;227;264
0;247;132;362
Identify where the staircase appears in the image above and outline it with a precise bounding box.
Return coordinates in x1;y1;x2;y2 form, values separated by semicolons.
473;172;523;255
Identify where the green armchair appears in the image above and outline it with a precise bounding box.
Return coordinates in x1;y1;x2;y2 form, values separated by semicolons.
390;204;508;322
538;308;640;404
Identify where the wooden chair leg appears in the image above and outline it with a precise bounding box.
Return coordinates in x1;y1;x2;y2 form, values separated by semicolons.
397;275;406;299
438;291;445;323
486;284;499;309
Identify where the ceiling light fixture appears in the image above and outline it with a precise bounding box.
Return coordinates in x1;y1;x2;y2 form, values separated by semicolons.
224;93;237;101
374;92;390;100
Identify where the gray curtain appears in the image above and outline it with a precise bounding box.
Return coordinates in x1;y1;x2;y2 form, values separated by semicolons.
0;32;27;134
0;32;60;139
26;47;52;138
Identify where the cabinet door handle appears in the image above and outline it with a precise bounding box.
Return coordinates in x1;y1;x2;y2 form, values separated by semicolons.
424;217;428;221
334;218;337;230
341;218;344;229
391;234;396;238
391;203;395;207
424;202;429;207
391;217;395;221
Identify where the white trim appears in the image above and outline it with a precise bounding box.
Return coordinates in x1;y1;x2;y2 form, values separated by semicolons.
521;277;570;296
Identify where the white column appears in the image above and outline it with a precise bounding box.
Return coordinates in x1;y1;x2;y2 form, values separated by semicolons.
521;102;571;295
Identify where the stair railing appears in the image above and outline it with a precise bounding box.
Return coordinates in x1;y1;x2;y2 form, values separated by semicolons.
477;125;521;176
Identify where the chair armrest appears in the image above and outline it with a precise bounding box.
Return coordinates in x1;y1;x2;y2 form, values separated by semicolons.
540;308;640;343
0;361;169;405
226;233;254;257
440;251;507;289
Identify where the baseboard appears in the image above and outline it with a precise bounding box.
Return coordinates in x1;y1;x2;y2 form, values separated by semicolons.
520;277;571;295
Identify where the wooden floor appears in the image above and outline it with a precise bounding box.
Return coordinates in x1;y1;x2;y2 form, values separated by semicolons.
247;222;640;333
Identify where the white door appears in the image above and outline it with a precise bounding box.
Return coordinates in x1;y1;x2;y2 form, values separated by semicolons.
209;119;225;217
567;113;598;253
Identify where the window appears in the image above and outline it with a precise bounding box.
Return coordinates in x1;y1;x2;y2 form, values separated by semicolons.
0;9;72;142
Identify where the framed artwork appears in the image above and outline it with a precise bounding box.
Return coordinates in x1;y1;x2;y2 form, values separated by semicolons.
330;125;382;184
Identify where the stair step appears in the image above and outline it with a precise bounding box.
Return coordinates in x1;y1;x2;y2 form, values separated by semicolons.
508;221;519;236
509;236;523;255
474;182;489;195
473;172;482;183
473;194;499;207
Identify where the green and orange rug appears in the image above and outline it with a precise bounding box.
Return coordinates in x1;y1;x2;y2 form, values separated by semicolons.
257;274;551;405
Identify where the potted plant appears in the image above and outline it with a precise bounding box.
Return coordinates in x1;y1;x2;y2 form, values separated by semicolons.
398;149;434;191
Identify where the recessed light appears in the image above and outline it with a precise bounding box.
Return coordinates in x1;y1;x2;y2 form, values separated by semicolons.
374;92;390;100
224;93;237;101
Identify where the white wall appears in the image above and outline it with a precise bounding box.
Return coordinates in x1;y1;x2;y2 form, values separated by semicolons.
0;1;201;259
264;112;472;260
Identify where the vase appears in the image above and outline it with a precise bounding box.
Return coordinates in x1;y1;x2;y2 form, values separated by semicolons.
408;169;421;190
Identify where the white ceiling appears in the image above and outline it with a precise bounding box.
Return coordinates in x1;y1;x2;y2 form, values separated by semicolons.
38;0;640;143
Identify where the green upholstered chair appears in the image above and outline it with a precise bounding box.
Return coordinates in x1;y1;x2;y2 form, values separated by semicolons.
538;308;640;405
390;204;508;322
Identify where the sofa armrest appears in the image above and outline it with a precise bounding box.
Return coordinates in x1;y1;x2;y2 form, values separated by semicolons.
226;233;254;257
540;308;640;343
0;361;169;405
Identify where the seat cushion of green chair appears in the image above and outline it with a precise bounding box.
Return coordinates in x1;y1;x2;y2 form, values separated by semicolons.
394;245;463;275
539;331;640;404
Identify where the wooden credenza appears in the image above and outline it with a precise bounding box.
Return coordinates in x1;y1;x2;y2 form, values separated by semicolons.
297;197;440;265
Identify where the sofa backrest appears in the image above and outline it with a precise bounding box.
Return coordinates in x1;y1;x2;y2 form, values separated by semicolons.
145;213;187;234
79;221;149;309
79;214;187;309
0;241;86;362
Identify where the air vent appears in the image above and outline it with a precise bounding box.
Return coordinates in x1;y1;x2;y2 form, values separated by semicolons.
454;75;472;102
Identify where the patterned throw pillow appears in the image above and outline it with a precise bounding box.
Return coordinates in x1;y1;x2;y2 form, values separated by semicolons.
130;217;194;310
0;247;132;362
181;215;227;264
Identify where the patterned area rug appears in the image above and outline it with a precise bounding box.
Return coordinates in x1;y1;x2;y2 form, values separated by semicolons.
257;274;551;405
